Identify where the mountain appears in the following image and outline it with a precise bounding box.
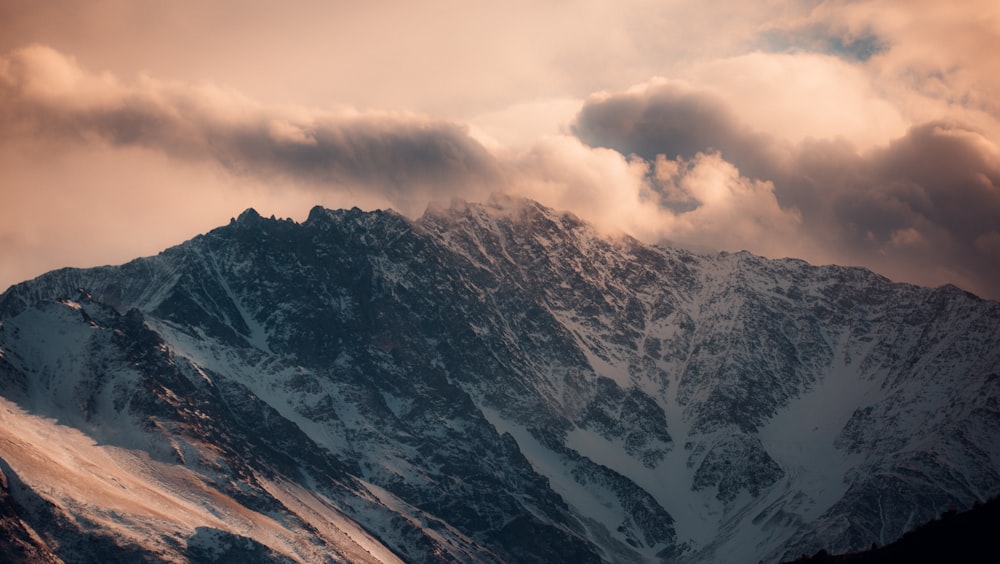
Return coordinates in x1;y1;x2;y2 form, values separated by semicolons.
0;194;998;563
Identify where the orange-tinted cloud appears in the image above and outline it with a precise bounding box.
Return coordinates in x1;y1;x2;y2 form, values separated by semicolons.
573;82;1000;299
0;45;502;215
1;0;999;301
0;45;506;291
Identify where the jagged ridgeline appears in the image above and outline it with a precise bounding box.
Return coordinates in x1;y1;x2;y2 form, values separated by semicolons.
1;195;998;563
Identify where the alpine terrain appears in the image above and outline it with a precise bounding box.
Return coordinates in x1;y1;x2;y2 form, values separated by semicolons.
0;195;998;563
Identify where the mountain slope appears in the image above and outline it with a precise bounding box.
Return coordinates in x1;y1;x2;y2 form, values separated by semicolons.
1;195;998;562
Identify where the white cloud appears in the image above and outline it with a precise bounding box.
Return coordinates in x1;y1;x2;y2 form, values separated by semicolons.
651;152;804;256
683;51;909;148
508;137;804;258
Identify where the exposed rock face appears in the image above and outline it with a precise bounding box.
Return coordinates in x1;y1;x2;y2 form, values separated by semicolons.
0;195;998;562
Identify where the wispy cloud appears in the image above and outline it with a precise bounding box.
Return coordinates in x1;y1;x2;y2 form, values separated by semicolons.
0;45;503;215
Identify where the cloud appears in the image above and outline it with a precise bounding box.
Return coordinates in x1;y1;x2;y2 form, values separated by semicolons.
762;1;1000;132
680;51;908;148
507;135;661;239
505;135;803;259
468;98;583;151
2;38;999;301
573;79;784;182
648;153;804;257
0;45;503;216
572;81;1000;299
0;45;811;267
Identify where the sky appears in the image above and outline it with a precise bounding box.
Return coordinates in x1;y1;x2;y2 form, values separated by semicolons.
2;0;999;299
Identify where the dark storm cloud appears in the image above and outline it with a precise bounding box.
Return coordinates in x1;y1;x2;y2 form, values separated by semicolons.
572;85;777;181
205;115;503;210
0;45;502;213
573;82;1000;298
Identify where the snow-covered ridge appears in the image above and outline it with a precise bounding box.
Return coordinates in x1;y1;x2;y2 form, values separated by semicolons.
1;196;998;563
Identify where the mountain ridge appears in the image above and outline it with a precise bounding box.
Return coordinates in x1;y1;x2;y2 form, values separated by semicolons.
1;195;998;562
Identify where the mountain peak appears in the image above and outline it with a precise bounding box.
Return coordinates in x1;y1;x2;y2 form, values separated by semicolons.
305;204;330;224
235;207;261;223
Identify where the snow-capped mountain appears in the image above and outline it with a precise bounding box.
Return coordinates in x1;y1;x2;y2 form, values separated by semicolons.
1;195;998;563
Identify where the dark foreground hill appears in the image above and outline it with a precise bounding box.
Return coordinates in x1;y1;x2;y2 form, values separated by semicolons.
786;496;1000;563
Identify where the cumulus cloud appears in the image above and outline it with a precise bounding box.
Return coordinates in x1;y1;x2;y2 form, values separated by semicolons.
0;45;503;216
507;135;663;239
573;80;784;182
647;153;804;257
573;80;1000;299
503;135;804;259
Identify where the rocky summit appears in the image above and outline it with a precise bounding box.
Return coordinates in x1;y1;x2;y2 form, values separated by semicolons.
0;195;998;563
